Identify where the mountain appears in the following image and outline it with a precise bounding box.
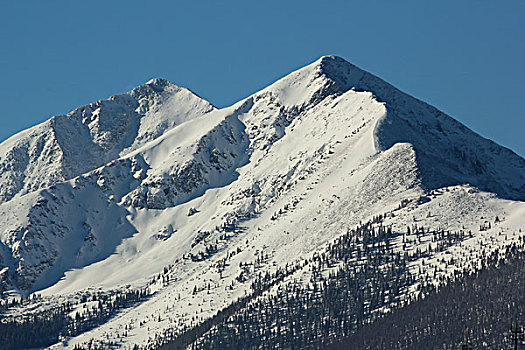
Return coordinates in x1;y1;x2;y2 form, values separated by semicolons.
0;56;524;349
0;78;215;203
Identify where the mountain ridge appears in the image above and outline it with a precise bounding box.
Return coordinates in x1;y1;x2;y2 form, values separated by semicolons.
0;55;524;349
0;78;215;203
1;55;524;293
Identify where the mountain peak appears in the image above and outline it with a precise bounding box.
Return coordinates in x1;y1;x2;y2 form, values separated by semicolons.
134;78;179;95
1;56;525;349
315;55;365;91
145;77;173;87
316;54;353;68
258;55;365;109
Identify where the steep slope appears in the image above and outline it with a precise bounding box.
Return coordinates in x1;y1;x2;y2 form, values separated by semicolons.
0;155;146;291
327;245;525;350
0;56;524;350
321;56;525;200
0;79;215;203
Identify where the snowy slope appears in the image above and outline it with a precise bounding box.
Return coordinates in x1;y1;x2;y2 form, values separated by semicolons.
0;56;524;349
0;79;214;203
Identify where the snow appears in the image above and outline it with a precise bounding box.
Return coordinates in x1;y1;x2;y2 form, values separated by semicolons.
0;55;523;349
0;78;214;204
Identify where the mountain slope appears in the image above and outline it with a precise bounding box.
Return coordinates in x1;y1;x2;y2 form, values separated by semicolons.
0;79;215;203
0;56;524;350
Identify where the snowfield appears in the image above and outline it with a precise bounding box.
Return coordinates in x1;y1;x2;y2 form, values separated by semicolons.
0;56;524;349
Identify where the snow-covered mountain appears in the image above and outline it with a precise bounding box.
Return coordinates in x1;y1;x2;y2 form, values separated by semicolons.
0;79;214;203
1;56;524;349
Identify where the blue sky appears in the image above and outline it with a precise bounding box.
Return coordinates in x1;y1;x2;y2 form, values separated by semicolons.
1;1;524;156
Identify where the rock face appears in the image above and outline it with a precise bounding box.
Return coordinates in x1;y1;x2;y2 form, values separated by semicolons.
0;55;524;297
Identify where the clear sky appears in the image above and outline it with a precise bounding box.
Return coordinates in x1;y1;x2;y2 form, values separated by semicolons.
1;1;524;156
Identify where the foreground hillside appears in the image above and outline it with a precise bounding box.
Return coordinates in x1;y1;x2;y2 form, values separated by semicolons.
0;56;523;349
328;242;525;349
165;236;525;349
